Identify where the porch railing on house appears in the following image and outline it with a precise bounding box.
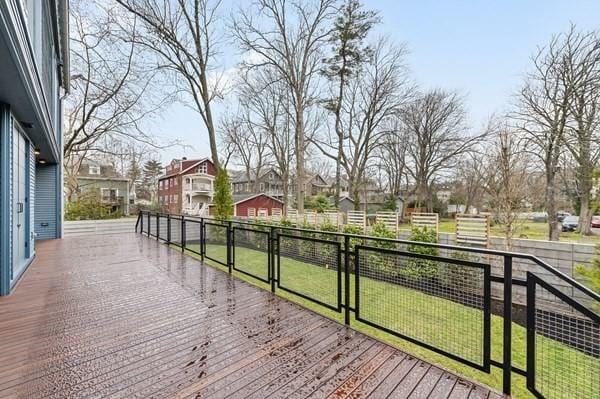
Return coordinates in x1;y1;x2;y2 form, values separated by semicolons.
135;211;599;399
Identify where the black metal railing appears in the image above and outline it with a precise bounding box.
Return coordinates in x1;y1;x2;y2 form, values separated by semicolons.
135;211;599;399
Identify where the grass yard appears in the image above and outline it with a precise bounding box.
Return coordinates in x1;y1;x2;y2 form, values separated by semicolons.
182;243;598;399
399;219;600;244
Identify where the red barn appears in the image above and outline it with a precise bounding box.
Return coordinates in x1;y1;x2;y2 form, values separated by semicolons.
232;194;284;218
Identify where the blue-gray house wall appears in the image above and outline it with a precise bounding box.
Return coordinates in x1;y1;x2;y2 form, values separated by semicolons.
0;0;69;295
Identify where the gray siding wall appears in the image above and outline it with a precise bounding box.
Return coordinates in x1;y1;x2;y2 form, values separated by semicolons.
35;163;58;239
29;140;35;254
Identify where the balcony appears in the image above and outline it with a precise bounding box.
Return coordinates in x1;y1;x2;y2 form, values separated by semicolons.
0;232;501;398
186;182;212;193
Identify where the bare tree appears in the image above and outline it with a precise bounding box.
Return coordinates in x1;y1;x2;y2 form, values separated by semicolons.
514;30;577;241
375;118;408;198
116;0;226;167
402;89;482;211
562;27;600;235
484;126;530;250
314;39;412;209
454;150;487;214
232;0;336;212
64;0;171;199
235;66;295;211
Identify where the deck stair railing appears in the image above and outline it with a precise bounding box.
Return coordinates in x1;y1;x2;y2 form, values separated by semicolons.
135;210;599;399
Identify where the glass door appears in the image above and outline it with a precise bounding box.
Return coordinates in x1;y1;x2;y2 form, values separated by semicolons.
11;123;30;283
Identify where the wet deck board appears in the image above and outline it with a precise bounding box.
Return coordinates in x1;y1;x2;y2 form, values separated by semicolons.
0;233;498;398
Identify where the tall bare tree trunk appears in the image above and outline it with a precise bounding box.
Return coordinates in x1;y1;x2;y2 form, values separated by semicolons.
296;104;305;213
546;169;561;241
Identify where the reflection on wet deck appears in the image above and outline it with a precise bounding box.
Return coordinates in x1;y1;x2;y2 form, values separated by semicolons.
0;233;500;398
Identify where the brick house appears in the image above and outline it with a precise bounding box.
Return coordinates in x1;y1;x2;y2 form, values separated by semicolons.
158;157;216;215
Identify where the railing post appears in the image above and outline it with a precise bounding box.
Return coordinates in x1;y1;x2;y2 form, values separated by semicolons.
526;272;536;393
147;212;150;236
167;214;171;244
270;226;276;293
139;211;143;234
181;217;186;253
344;235;350;326
200;218;204;262
503;255;513;397
227;221;232;274
157;214;160;239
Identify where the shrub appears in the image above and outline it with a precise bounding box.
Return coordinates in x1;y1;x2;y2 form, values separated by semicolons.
65;189;123;221
403;227;439;280
343;224;364;252
370;221;395;249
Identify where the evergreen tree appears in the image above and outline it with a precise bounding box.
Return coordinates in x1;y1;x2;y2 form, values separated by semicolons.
213;168;234;220
143;159;163;203
322;0;379;206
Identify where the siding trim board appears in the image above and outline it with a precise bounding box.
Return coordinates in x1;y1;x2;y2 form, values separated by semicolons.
0;104;11;295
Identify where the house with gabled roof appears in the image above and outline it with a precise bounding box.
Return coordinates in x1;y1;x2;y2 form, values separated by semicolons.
158;157;216;215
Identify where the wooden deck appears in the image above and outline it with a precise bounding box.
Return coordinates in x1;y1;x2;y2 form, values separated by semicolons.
0;233;501;399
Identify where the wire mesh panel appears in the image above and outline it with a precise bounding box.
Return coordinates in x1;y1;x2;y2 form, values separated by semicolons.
158;215;168;241
184;219;202;255
169;217;183;246
233;227;270;283
355;245;491;370
204;222;228;266
141;213;149;235
277;233;341;311
527;273;599;399
149;214;157;237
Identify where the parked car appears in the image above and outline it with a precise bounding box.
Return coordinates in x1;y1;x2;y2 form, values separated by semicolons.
592;215;600;228
561;216;579;232
557;211;571;222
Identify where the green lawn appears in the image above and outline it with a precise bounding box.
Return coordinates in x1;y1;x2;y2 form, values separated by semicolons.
399;219;600;244
182;243;598;399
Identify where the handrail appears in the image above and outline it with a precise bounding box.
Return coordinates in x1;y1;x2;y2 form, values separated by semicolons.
150;211;598;302
136;210;599;398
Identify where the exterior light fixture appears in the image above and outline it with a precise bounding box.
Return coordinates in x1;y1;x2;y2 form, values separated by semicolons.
38;159;47;164
34;148;41;155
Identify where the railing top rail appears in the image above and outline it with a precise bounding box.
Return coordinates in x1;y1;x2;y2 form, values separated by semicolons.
137;210;599;302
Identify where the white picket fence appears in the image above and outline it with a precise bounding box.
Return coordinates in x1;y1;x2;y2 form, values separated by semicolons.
64;218;138;237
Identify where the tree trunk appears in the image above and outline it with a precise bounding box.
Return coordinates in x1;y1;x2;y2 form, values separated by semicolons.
295;103;305;213
282;171;289;215
578;165;593;235
546;171;560;241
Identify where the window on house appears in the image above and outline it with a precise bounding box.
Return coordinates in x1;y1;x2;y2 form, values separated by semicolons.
198;163;207;174
260;183;265;192
89;165;100;175
173;195;178;203
174;178;178;186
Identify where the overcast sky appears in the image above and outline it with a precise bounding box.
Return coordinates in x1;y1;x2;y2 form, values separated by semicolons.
152;0;600;164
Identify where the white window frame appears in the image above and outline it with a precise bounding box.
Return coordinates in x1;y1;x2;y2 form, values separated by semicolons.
89;165;100;175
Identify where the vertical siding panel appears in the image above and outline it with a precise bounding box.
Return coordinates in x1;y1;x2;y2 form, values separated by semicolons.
29;141;35;254
35;164;58;239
